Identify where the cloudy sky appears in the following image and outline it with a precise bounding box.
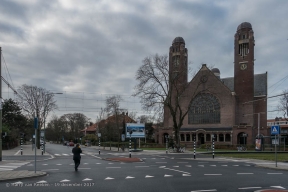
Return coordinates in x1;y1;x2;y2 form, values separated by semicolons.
0;0;287;122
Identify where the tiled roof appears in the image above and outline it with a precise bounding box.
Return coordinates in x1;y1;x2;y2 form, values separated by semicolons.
221;73;267;96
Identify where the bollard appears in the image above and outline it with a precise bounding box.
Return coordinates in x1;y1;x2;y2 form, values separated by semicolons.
166;136;168;154
193;137;196;159
41;141;43;155
129;134;131;158
212;138;214;159
99;138;101;155
21;138;23;155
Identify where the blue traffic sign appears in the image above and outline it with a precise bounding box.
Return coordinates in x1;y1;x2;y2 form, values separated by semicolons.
271;125;280;135
34;117;38;129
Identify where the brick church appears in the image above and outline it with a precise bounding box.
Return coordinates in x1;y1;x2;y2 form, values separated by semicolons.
156;22;268;146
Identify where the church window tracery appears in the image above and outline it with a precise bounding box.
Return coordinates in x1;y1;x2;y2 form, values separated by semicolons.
188;93;220;124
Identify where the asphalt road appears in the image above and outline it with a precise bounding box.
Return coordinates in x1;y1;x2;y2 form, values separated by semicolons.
1;144;288;192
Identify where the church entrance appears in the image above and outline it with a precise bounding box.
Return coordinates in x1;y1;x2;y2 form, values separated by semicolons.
238;132;248;145
198;133;205;144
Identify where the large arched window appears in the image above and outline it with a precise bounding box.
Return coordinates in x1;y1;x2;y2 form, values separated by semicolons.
188;93;220;124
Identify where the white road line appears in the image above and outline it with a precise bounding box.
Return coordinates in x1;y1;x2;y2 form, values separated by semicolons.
210;165;216;167
267;173;283;174
238;187;261;190
0;165;18;168
125;176;135;179
54;154;60;156
14;150;21;155
185;165;192;167
162;167;190;174
198;165;204;167
135;166;149;168
106;167;121;168
83;163;88;165
145;175;154;178
42;164;48;166
233;165;239;166
177;162;188;163
164;174;173;177
105;177;114;180
204;174;222;176
198;162;208;163
56;164;62;165
156;162;167;163
173;166;179;167
96;163;102;164
237;173;254;175
191;190;217;192
82;178;93;181
60;179;70;182
62;154;69;156
41;169;59;171
221;165;227;167
0;168;13;171
271;186;286;189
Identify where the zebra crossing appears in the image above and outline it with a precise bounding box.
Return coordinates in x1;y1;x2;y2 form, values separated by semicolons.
0;162;30;171
53;153;87;156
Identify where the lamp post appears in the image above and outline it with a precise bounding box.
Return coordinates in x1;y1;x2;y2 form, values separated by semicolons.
43;92;63;153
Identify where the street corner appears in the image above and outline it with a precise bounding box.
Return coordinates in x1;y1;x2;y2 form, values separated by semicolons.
104;157;143;163
0;171;48;182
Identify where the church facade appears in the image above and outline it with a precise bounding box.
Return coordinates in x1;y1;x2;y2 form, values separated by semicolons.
157;22;268;146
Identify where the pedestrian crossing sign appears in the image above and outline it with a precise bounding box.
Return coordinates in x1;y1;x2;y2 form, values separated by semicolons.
271;125;280;135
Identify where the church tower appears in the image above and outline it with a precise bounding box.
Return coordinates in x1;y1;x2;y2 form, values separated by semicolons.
169;37;188;90
234;22;255;125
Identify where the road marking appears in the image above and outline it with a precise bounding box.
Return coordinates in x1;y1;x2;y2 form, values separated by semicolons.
56;164;62;165
238;187;261;190
237;173;254;175
106;167;121;168
221;165;227;167
54;154;60;156
145;175;154;178
62;154;69;156
0;165;18;168
198;162;208;163
161;158;165;159
164;174;173;177
84;163;88;165
36;180;48;184
105;177;114;180
42;164;48;166
108;163;114;164
185;165;192;167
0;168;13;171
173;166;179;167
267;173;283;174
233;165;239;166
41;169;59;171
60;179;70;182
210;165;216;167
183;174;191;176
162;167;190;174
177;162;188;163
14;150;21;155
244;165;251;166
125;176;135;179
82;178;93;181
198;165;204;167
204;174;222;176
271;186;286;189
136;166;149;168
96;163;102;164
156;162;167;163
191;190;217;192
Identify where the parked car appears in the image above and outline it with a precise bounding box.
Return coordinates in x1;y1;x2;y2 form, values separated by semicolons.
69;142;75;146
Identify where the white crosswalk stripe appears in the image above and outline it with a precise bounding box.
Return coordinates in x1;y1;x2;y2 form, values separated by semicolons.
0;162;30;171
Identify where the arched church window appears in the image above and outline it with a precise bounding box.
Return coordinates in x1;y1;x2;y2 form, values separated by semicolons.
188;93;220;124
173;56;180;67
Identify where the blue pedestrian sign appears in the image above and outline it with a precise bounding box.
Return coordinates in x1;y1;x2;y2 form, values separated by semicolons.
34;117;38;129
271;125;280;135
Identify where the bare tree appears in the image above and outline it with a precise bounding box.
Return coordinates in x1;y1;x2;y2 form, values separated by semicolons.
16;84;58;148
105;95;126;142
277;90;288;120
133;54;204;146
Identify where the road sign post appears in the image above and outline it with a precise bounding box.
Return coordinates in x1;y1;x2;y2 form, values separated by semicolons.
34;117;38;173
271;125;280;167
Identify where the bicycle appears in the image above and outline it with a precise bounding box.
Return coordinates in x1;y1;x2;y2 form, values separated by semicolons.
237;146;247;151
168;146;185;153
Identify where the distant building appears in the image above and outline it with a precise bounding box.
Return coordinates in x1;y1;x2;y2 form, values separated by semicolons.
156;22;268;146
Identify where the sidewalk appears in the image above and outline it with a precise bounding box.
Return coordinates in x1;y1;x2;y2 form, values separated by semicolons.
0;144;49;182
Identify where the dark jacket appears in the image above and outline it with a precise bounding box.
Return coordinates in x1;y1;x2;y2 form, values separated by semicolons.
72;146;82;160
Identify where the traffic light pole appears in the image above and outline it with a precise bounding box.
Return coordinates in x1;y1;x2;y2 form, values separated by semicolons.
0;47;2;162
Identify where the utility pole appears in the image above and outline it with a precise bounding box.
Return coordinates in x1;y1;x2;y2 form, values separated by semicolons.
0;47;2;161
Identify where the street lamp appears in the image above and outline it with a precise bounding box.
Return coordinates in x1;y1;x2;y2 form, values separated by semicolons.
43;92;63;153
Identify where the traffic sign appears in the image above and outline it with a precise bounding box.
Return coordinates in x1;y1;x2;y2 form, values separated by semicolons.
271;125;280;135
34;117;38;129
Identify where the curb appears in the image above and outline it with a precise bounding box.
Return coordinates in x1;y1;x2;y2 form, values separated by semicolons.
0;171;47;182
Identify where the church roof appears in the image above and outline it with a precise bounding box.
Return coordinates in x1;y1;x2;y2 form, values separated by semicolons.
237;22;252;31
221;73;267;96
172;37;185;44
